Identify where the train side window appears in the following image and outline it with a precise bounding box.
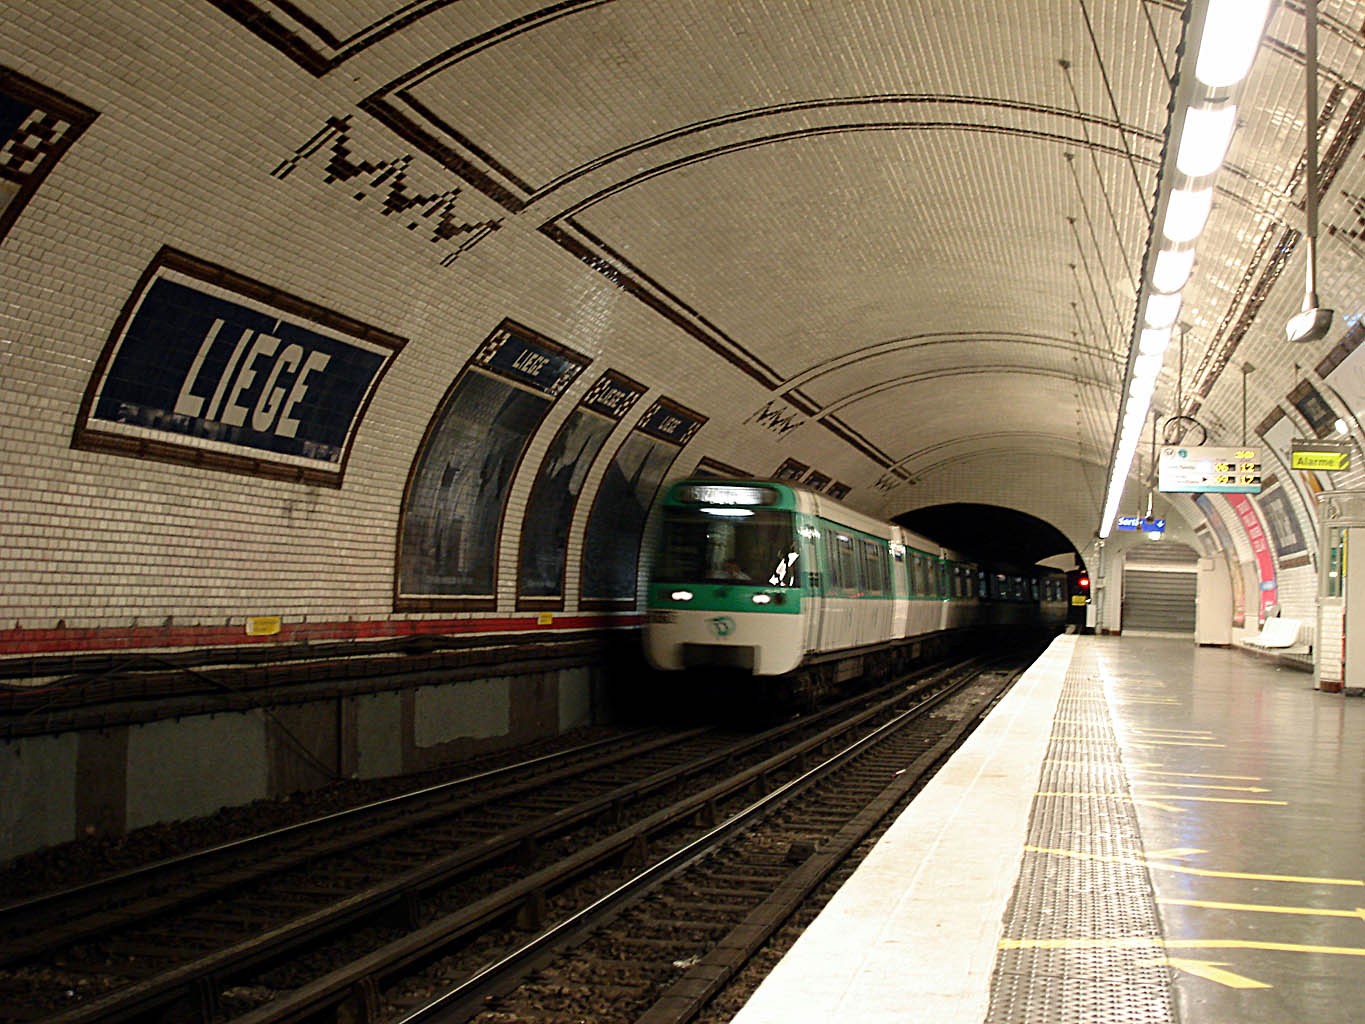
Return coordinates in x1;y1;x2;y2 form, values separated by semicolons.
845;537;861;594
829;531;858;595
822;529;841;593
866;542;886;596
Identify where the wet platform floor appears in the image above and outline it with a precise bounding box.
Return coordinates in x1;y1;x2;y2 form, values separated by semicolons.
731;634;1365;1023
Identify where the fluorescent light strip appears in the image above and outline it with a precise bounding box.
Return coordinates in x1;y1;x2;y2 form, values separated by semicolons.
1098;0;1264;540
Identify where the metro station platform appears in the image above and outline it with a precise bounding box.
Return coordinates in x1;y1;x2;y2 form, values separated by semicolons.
731;633;1365;1024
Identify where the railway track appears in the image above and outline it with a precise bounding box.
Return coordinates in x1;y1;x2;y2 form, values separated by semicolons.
0;649;1033;1023
396;658;1024;1024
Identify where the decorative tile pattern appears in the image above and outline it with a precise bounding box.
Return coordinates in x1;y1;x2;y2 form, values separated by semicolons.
0;66;96;243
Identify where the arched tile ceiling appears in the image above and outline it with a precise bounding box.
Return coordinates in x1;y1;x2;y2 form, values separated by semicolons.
304;0;1356;561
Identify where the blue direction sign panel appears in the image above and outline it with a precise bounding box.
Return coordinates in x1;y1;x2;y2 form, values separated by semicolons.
1117;516;1166;532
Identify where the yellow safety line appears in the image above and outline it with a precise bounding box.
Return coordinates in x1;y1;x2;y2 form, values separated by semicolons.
1023;845;1363;887
1139;957;1271;989
1158;897;1365;920
1124;791;1272;797
1035;792;1284;805
1145;847;1206;859
1130;769;1262;780
999;936;1365;957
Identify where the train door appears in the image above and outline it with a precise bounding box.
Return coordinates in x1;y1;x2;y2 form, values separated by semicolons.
819;528;854;650
937;559;950;631
891;543;910;638
800;516;823;655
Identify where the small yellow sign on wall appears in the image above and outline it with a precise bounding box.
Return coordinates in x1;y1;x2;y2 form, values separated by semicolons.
1291;448;1349;471
245;616;282;636
537;612;554;626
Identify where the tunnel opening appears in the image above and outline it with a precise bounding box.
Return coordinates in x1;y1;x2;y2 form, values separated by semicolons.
892;503;1081;574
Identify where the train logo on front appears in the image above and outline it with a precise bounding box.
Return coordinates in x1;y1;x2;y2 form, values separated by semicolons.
708;616;736;638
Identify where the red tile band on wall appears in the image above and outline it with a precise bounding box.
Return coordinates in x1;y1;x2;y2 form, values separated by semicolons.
0;615;644;657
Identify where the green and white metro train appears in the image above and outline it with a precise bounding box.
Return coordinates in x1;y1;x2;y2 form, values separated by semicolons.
644;479;1063;689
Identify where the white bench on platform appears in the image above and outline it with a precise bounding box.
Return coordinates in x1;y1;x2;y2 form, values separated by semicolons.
1244;617;1303;649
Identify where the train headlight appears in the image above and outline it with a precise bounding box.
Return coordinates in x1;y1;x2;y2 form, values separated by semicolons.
671;590;694;602
751;593;772;605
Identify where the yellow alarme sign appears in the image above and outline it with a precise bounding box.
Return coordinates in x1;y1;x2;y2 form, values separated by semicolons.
1291;449;1349;471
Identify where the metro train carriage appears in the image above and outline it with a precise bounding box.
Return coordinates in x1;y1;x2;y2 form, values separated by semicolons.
644;478;1063;706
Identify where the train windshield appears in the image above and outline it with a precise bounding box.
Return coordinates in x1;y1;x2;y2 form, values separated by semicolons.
655;508;799;586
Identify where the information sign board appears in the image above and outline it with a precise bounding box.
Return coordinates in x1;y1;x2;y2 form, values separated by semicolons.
1158;446;1261;493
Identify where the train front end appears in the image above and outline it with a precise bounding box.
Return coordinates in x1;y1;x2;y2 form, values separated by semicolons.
644;480;806;676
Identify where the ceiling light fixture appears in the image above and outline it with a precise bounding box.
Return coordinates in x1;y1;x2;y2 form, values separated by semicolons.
1195;0;1274;88
1162;187;1214;243
1176;104;1239;177
1144;292;1182;329
1151;248;1196;293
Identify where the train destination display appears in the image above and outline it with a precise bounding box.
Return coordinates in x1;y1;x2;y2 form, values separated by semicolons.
1158;445;1261;494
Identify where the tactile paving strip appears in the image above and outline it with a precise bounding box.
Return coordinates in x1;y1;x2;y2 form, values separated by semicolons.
985;651;1175;1024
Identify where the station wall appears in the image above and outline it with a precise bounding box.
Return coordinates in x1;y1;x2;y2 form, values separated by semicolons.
0;1;864;660
0;662;599;862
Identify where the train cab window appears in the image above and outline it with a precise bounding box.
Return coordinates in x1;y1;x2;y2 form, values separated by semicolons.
655;508;799;586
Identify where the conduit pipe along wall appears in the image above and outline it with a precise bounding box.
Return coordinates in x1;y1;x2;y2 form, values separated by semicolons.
1098;0;1272;539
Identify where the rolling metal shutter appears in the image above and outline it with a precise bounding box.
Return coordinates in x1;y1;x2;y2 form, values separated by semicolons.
1122;543;1198;634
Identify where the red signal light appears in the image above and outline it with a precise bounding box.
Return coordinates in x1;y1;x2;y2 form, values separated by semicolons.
1077;576;1090;589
